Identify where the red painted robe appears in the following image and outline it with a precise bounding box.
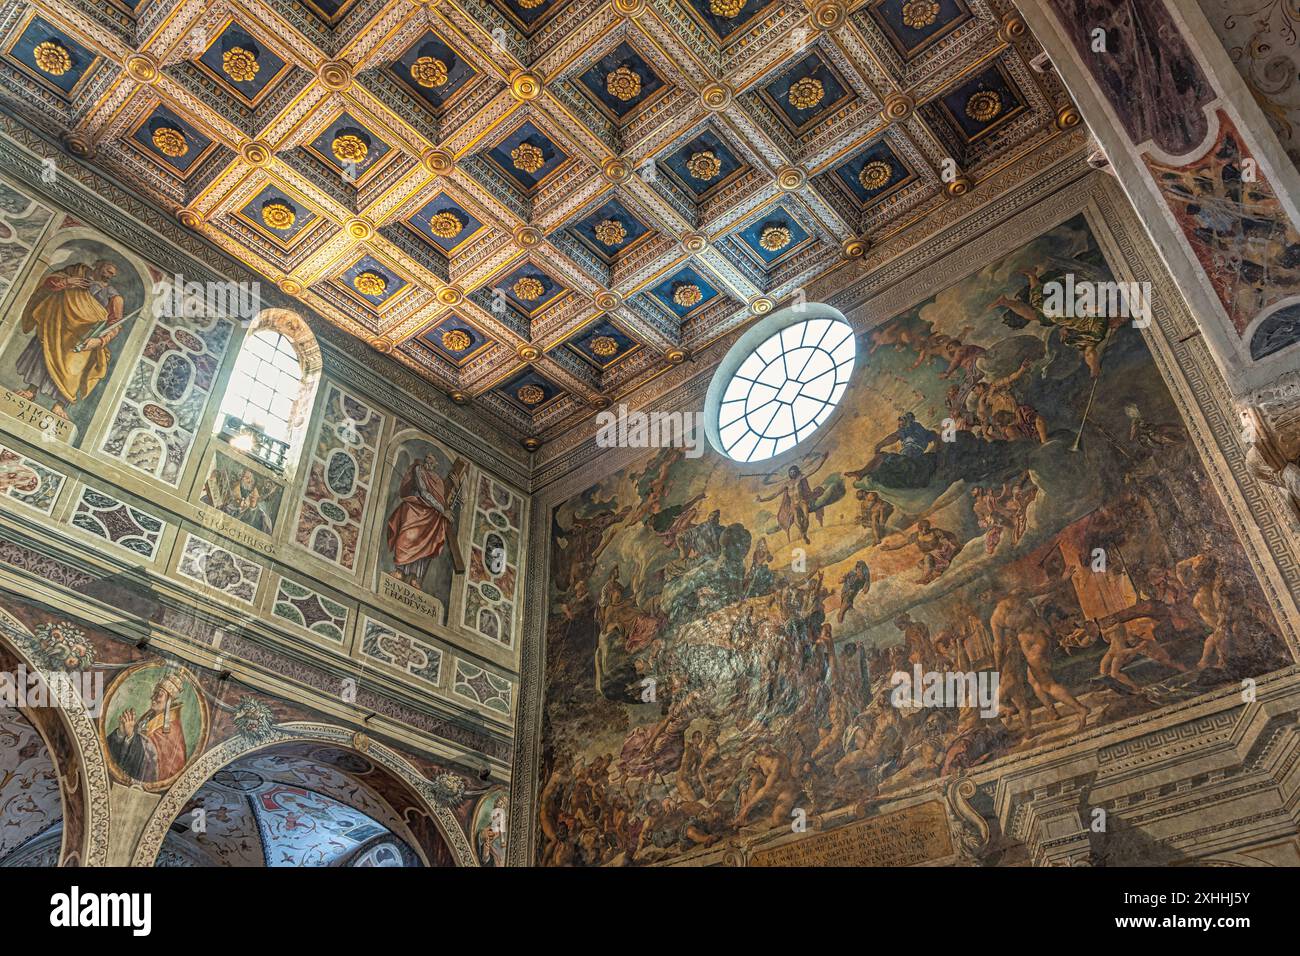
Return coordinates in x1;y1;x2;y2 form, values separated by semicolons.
385;463;450;577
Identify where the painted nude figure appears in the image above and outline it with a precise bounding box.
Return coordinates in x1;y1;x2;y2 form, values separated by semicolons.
990;591;1089;733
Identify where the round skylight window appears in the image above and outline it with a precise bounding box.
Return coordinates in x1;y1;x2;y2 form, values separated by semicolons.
706;309;856;463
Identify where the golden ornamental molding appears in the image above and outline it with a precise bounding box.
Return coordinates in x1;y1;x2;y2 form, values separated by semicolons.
999;13;1027;44
510;71;543;101
346;217;375;240
700;81;733;111
240;140;273;166
601;157;631;183
422;148;454;174
62;131;92;158
124;53;159;84
841;236;869;259
318;59;353;91
1055;105;1082;131
775;165;808;191
811;0;846;32
882;91;915;123
946;175;973;197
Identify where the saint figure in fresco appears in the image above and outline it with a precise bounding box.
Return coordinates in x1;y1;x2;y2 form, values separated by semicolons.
107;672;189;784
15;258;126;421
385;452;466;588
203;466;275;534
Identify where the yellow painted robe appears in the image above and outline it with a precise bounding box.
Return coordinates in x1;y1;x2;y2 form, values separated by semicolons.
20;264;114;403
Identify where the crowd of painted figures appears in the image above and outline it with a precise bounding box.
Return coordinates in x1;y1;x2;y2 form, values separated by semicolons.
540;225;1288;866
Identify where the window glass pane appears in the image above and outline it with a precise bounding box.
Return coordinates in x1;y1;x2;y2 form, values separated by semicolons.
218;330;306;467
712;317;856;463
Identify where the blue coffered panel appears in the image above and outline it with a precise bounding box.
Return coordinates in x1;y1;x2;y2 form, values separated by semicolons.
832;138;914;206
563;317;641;370
866;0;972;58
416;314;493;366
495;366;564;413
5;15;101;99
488;261;567;316
661;129;747;200
683;0;771;43
340;255;406;306
576;41;667;123
130;104;215;176
407;194;483;254
567;197;652;264
485;0;563;35
197;22;290;106
306;112;391;178
390;31;477;115
485;120;569;192
237;184;317;244
936;62;1026;142
649;265;721;320
759;51;854;134
733;206;813;267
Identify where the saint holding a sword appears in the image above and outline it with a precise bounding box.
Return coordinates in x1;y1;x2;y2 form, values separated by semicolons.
14;256;130;422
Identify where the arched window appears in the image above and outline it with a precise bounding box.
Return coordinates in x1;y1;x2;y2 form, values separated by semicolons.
216;310;321;471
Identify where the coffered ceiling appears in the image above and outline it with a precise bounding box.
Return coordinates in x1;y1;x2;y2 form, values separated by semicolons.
0;0;1081;449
